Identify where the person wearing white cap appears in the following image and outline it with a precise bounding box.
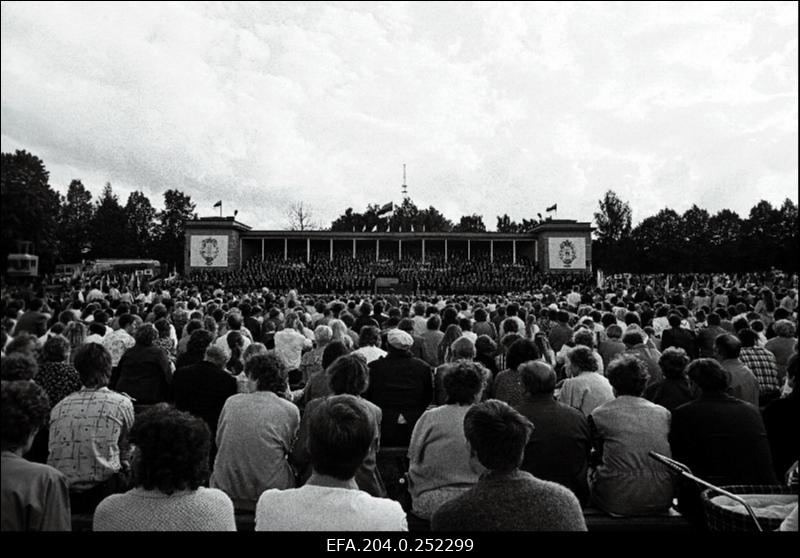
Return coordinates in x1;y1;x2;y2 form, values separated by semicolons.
363;329;433;447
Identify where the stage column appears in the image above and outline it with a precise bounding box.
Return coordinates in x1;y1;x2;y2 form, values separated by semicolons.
329;238;333;261
490;239;494;262
261;238;265;261
513;240;516;264
306;238;310;263
376;238;380;261
284;238;288;261
352;238;356;259
422;239;426;263
445;238;448;261
399;239;402;260
468;239;471;261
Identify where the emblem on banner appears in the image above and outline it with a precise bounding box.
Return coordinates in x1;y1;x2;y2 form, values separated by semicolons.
558;239;577;267
199;237;220;266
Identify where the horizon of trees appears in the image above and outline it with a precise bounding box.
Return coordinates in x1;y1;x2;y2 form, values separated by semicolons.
1;149;797;274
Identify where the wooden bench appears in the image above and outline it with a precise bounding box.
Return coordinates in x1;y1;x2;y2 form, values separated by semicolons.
583;506;695;531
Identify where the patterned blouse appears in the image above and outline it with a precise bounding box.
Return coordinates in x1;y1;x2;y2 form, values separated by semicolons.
35;362;83;407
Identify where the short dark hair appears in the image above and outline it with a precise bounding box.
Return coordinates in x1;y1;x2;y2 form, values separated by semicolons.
134;323;158;346
568;345;598;372
426;314;441;330
737;328;759;348
245;353;287;394
464;400;533;472
474;335;496;356
358;326;380;347
1;380;50;451
607;355;649;396
659;347;690;379
322;341;350;369
187;329;215;356
130;404;210;495
308;394;374;480
506;338;541;372
118;313;137;330
621;329;645;346
443;361;485;405
687;358;729;392
707;313;721;326
327;353;369;395
1;353;39;381
715;333;741;360
73;343;113;388
519;361;556;395
606;324;623;339
668;314;682;328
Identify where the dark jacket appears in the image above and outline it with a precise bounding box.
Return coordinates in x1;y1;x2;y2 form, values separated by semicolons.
364;349;433;447
515;394;591;505
643;377;696;412
697;325;725;358
670;392;778;526
762;391;799;479
114;345;173;405
661;327;698;359
171;361;237;436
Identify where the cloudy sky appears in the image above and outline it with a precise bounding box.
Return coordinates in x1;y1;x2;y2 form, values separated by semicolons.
2;1;797;230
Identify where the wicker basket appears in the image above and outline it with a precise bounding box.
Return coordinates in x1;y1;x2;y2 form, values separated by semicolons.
701;484;798;532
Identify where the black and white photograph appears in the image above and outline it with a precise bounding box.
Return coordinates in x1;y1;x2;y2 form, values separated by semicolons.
1;0;797;542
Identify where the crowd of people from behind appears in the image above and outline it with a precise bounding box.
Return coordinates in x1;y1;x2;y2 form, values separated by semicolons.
1;268;797;531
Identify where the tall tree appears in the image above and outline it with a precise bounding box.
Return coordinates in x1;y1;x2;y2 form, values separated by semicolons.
741;200;783;270
91;183;128;258
124;191;156;257
286;202;319;231
708;209;743;271
496;214;519;233
593;190;633;272
418;206;453;232
0;150;62;271
681;205;711;272
454;214;487;232
59;179;95;263
630;208;684;272
155;189;196;272
777;198;799;271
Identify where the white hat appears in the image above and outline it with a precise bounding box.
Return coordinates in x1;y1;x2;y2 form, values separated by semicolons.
387;329;414;350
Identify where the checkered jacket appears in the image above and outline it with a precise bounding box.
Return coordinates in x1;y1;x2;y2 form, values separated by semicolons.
739;347;781;395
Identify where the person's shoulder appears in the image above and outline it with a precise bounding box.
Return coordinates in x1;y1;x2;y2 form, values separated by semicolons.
195;487;235;508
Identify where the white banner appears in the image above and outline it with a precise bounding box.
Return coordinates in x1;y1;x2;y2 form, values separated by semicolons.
548;237;586;269
190;235;229;267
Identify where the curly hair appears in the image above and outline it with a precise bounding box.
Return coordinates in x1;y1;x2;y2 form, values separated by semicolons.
687;358;729;392
443;361;485;405
659;347;690;379
4;332;38;356
1;380;50;451
774;319;796;338
129;404;211;494
1;353;39;381
245;353;288;394
186;329;215;357
134;323;159;347
42;334;71;363
327;353;369;395
567;345;598;374
607;354;649;396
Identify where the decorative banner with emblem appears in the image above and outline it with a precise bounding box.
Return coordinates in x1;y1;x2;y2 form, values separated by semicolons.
190;235;229;267
548;237;586;270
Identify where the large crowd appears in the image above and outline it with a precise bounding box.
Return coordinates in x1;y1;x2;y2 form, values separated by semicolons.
1;266;798;531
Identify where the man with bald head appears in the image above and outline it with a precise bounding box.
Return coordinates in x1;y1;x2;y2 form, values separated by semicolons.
514;361;591;505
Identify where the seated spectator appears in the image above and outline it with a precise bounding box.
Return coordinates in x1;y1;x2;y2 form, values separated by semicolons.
670;358;778;528
153;318;175;359
589;355;673;516
660;313;698;359
292;354;385;497
765;320;797;383
515;361;590;505
48;343;135;513
1;380;71;531
172;344;237;444
225;331;245;376
761;355;798;480
1;352;38;381
643;347;695;411
621;328;663;386
431;400;586;531
298;325;332;388
93;405;236;531
36;335;82;407
255;395;406;531
474;335;499;380
408;361;487;520
353;326;387;364
364;330;433;447
557;346;614;417
598;324;625;370
113;323;173;406
102;313;140;369
715;333;759;406
301;341;350;406
493;338;541;408
175;329;215;370
419;315;444;367
697;312;725;358
433;337;492;405
211;354;299;511
3;332;38;358
437;324;463;365
738;328;781;406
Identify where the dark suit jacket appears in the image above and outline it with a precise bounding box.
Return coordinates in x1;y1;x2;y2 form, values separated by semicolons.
670;392;778;526
171;361;237;435
114;345;172;405
364;350;433;447
515;394;591;505
762;391;799;479
697;325;725;357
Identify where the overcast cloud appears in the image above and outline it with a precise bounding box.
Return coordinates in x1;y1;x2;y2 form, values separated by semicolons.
1;1;797;230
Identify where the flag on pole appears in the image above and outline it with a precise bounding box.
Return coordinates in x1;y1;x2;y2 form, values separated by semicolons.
377;201;394;215
546;203;557;212
213;200;222;208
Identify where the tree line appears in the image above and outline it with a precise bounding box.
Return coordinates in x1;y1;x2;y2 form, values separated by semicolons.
593;190;799;273
1;150;196;274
